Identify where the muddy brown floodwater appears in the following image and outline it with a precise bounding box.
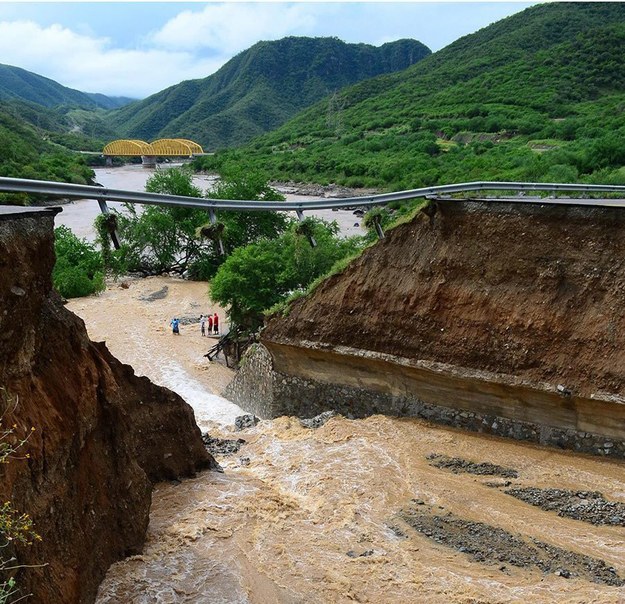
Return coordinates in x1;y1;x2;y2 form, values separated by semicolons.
66;277;625;603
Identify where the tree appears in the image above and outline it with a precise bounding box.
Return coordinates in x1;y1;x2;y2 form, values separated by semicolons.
211;218;363;329
206;168;290;252
53;226;105;298
110;166;290;279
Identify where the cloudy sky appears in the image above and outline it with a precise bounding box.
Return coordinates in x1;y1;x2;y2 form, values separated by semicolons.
0;2;535;99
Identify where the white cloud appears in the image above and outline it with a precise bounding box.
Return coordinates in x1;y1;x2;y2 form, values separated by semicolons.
0;4;325;98
0;20;227;98
150;3;319;54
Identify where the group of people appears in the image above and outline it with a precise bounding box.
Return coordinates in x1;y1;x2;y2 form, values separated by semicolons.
200;313;219;336
170;313;219;336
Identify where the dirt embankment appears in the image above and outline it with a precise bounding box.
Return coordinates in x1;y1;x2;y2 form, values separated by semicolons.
264;200;625;399
0;209;213;603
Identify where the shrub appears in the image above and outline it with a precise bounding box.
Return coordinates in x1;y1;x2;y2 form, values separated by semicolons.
53;226;105;298
211;219;363;330
0;390;40;604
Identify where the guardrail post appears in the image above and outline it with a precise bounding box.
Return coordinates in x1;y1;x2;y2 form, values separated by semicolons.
296;210;317;248
209;208;225;255
97;199;121;249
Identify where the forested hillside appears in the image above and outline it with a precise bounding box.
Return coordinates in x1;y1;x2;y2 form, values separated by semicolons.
196;3;625;190
0;63;132;109
108;37;430;150
0;104;96;200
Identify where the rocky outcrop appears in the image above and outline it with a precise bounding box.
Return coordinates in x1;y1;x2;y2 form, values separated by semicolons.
0;207;214;603
230;200;625;456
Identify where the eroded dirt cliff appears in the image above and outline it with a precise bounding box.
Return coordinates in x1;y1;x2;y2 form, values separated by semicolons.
0;208;214;603
264;200;625;399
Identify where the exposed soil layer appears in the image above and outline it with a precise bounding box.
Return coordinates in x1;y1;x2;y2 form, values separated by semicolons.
0;211;213;604
398;503;624;586
264;201;625;398
504;487;625;526
427;453;519;478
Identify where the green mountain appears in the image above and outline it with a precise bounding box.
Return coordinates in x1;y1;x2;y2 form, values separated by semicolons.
199;3;625;190
85;93;135;110
108;37;430;150
0;104;95;201
0;63;133;110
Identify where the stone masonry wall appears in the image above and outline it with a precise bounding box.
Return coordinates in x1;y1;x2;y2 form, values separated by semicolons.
227;343;625;459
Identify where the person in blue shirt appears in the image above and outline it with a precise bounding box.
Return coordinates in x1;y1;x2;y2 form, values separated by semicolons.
170;317;180;334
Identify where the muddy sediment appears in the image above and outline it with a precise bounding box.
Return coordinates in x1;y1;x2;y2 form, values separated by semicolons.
66;277;625;603
67;275;242;428
96;412;625;603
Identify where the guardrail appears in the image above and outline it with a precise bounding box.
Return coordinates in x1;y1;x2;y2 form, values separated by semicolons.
2;176;625;212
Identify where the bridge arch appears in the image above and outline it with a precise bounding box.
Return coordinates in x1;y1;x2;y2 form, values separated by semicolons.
150;138;204;156
103;139;152;156
103;138;204;157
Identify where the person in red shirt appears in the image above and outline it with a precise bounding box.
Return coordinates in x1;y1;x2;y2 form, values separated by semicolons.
213;312;219;335
207;314;213;334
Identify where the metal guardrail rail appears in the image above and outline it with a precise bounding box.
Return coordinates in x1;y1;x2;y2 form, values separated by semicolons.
2;176;625;212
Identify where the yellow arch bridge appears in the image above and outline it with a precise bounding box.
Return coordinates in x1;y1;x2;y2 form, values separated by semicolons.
103;138;205;166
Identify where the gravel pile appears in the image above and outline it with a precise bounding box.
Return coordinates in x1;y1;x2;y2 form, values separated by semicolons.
300;410;336;429
202;434;246;456
398;503;623;586
505;487;625;526
427;453;518;478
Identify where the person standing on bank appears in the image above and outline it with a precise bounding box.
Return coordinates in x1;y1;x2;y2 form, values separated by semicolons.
200;314;206;337
213;312;219;335
207;313;213;335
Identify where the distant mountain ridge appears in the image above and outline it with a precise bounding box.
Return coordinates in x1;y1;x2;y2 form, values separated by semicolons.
0;63;134;110
202;2;625;190
108;36;431;150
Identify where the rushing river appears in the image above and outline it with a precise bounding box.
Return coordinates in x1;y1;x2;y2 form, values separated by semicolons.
62;167;625;603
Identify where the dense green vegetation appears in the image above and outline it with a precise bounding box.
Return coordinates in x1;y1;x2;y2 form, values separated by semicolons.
0;107;96;204
107;37;430;150
109;167;290;279
52;226;105;298
96;167;365;328
194;4;625;190
0;64;125;190
211;219;362;329
0;62;131;110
